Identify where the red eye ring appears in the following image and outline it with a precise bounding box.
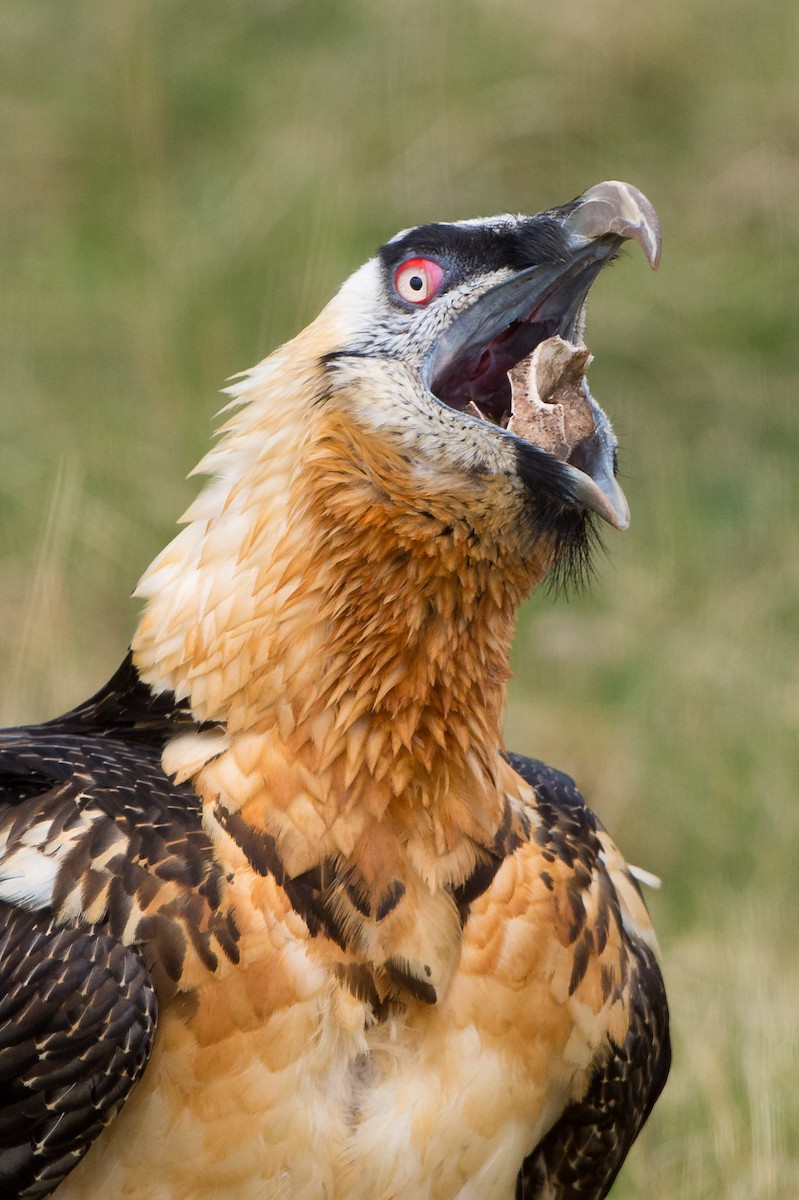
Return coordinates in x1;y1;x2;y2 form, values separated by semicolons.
393;258;444;306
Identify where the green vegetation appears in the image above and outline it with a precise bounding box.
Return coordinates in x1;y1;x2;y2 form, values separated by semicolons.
2;2;797;1194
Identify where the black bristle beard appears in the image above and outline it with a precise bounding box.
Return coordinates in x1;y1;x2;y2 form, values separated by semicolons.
514;441;604;597
543;509;603;598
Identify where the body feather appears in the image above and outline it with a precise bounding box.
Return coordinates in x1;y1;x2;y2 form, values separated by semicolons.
0;187;668;1198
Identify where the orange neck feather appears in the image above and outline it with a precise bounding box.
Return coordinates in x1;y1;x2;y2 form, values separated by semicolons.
132;351;549;866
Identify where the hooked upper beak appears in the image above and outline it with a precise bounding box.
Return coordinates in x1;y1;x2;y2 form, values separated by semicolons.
424;180;660;531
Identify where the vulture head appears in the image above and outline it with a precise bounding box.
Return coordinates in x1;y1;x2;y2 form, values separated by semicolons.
133;181;660;725
313;179;660;582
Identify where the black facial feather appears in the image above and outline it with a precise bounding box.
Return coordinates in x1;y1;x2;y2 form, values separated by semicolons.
379;212;577;295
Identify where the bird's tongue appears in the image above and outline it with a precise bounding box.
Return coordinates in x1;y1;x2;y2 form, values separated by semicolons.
506;335;596;462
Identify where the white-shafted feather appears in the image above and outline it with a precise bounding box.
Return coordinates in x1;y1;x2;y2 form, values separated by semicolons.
0;846;61;910
0;808;106;912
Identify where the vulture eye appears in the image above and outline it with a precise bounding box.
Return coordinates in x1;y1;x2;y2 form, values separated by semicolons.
393;258;444;306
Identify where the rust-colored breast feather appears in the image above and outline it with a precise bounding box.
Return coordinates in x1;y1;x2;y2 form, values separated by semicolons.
0;661;667;1200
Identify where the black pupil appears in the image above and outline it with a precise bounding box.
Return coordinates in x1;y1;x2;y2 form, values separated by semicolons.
410;275;424;291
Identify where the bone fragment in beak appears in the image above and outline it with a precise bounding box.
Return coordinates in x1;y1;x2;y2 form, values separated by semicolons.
507;336;596;459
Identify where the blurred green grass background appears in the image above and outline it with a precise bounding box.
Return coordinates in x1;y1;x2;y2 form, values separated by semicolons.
1;1;797;1195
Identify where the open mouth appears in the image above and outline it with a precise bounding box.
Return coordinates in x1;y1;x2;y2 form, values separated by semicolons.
431;315;622;522
425;181;661;530
431;313;563;428
427;266;631;529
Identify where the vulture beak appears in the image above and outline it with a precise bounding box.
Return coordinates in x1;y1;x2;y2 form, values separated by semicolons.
424;181;660;530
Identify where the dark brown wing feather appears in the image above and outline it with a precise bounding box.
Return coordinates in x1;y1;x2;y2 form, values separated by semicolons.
507;754;670;1200
0;906;156;1200
39;653;197;745
0;660;234;1198
0;667;237;981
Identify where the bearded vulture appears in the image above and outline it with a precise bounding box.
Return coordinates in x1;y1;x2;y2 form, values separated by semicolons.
0;180;669;1200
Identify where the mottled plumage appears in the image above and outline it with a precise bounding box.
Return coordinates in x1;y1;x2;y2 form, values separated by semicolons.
0;182;668;1199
